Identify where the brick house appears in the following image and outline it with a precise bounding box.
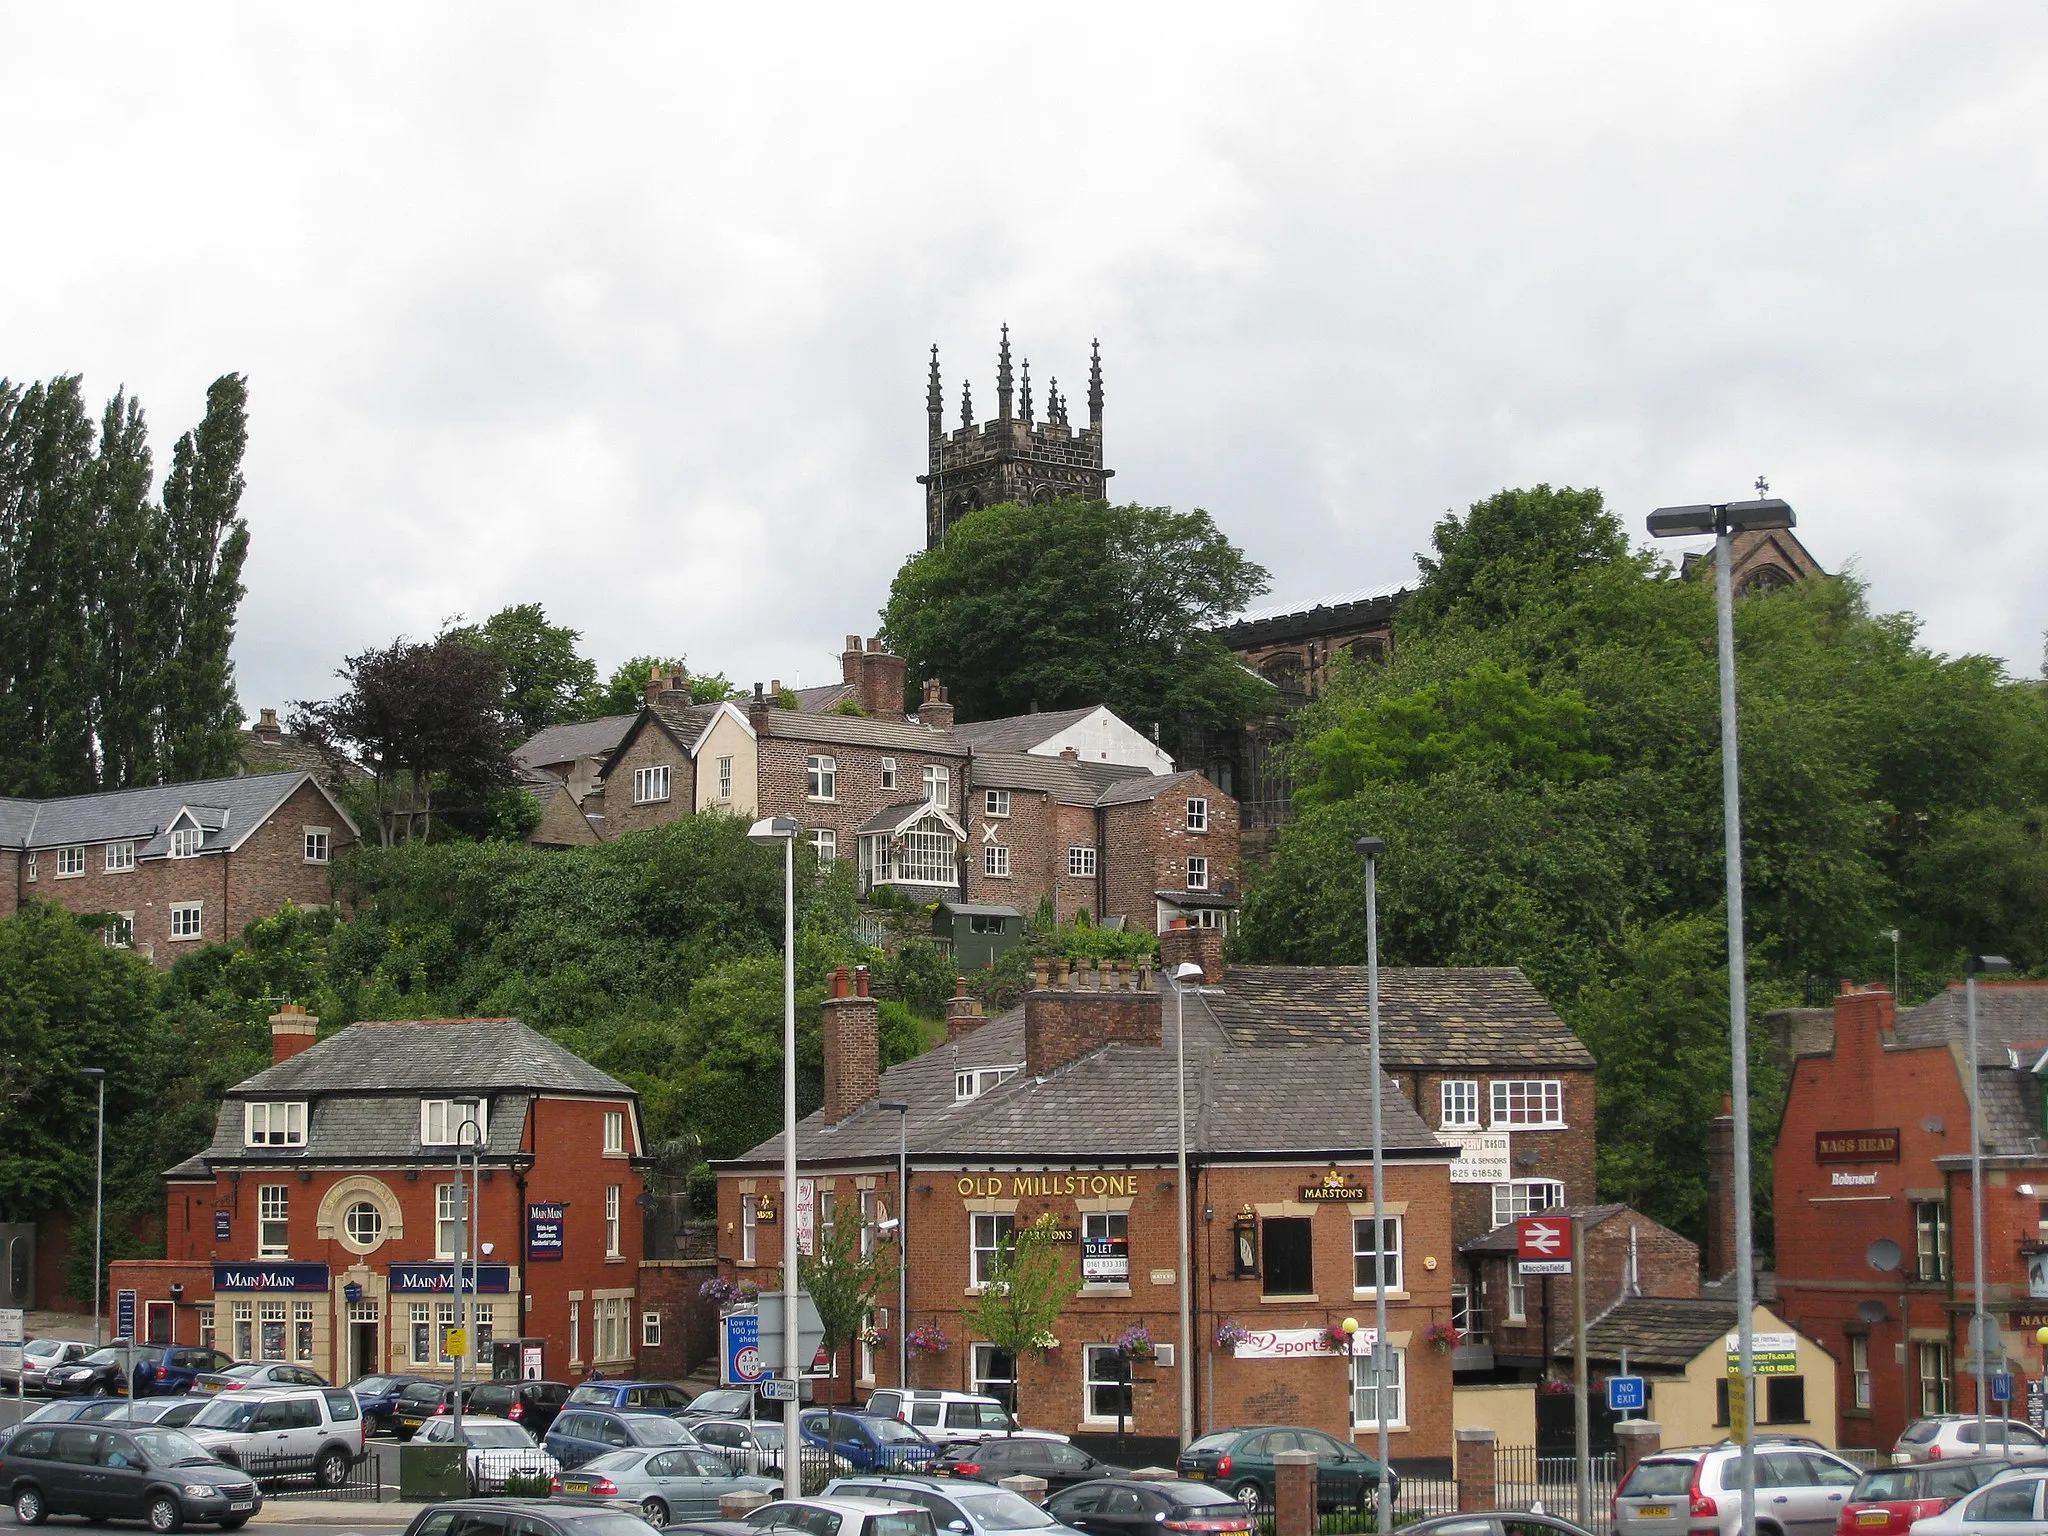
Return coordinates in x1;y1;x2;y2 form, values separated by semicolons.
1773;978;2048;1451
951;705;1176;775
112;1010;648;1386
714;929;1589;1468
0;770;356;964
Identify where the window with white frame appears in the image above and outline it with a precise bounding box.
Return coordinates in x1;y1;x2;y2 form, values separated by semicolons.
717;756;733;800
258;1185;290;1257
741;1195;757;1263
1186;798;1208;833
860;1188;878;1258
899;825;957;885
1068;846;1097;878
984;843;1010;878
23;852;34;882
1083;1344;1133;1424
1918;1342;1952;1416
55;845;86;878
1491;1179;1566;1228
1185;856;1209;891
436;1184;460;1259
807;755;837;801
170;902;204;940
569;1300;581;1365
421;1099;486;1146
294;1300;315;1361
1490;1079;1565;1128
233;1301;254;1360
1440;1080;1480;1129
954;1066;1020;1103
169;825;201;859
1350;1344;1405;1428
985;789;1011;818
1184;907;1229;929
923;764;949;808
303;829;329;864
197;1304;215;1352
632;765;671;805
104;841;136;873
971;1343;1017;1412
818;1190;836;1247
1083;1211;1130;1287
260;1300;287;1360
102;912;134;949
644;1311;662;1348
410;1302;432;1364
1852;1335;1871;1409
1506;1262;1527;1321
971;1212;1015;1288
1352;1216;1402;1291
472;1302;496;1360
880;757;897;790
811;829;836;866
606;1185;622;1257
245;1102;307;1147
604;1111;625;1154
436;1301;457;1363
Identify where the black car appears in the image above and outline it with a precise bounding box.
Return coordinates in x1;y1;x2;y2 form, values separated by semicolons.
1176;1426;1397;1516
392;1381;470;1440
1046;1478;1255;1536
933;1437;1128;1490
466;1379;571;1437
685;1388;771;1420
2;1421;262;1530
400;1497;670;1536
349;1373;433;1435
45;1343;237;1398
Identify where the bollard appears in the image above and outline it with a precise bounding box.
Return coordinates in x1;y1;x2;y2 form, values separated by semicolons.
1614;1420;1662;1484
1454;1427;1497;1513
723;1491;773;1517
999;1475;1049;1505
1274;1448;1317;1536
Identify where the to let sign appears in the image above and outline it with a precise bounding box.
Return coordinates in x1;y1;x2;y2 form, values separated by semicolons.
1815;1128;1901;1164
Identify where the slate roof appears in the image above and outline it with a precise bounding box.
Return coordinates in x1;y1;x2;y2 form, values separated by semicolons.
1897;983;2048;1064
197;1091;536;1167
0;772;351;855
232;1018;631;1097
1094;771;1204;808
1552;1296;1741;1371
1460;1204;1630;1254
1204;967;1594;1068
758;711;966;754
794;683;858;714
948;707;1101;754
239;729;365;783
648;701;725;750
968;751;1149;804
514;715;638;771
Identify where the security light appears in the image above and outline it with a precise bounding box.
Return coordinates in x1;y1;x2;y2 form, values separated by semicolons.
1968;955;2015;975
1172;962;1204;982
1646;498;1796;539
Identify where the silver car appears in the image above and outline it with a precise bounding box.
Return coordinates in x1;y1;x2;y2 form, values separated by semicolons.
413;1415;562;1493
1615;1444;1862;1536
553;1446;780;1525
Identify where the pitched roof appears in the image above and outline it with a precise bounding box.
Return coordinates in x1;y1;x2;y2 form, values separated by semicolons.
968;750;1149;804
0;771;353;854
514;715;638;771
1459;1203;1632;1254
1552;1296;1741;1370
239;728;362;782
948;707;1101;754
1897;983;2048;1064
857;801;967;839
194;1091;537;1169
232;1018;632;1098
1094;771;1203;808
758;710;967;754
794;683;858;714
1205;967;1594;1068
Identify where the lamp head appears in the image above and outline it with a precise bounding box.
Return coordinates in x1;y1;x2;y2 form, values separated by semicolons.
1342;1317;1360;1335
2037;1326;2048;1348
878;1100;910;1113
1646;504;1718;538
1172;962;1205;983
748;816;801;845
1968;955;2015;976
1721;497;1796;532
1355;836;1385;858
78;1067;106;1081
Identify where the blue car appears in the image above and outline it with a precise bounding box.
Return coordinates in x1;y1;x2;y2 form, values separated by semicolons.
0;1396;123;1452
562;1380;696;1416
801;1410;941;1473
347;1373;433;1435
546;1406;703;1470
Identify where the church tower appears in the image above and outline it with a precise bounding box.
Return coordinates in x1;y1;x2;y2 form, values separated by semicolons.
919;328;1114;547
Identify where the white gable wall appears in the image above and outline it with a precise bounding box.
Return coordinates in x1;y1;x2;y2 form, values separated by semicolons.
1024;706;1176;774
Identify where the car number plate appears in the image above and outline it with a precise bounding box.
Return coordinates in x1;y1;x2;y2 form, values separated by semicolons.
564;1482;590;1494
229;1502;255;1512
1187;1472;1205;1480
1635;1507;1670;1520
1856;1513;1889;1527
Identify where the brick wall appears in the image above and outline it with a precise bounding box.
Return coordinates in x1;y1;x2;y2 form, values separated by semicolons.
1098;773;1240;933
638;1259;720;1378
604;721;698;838
1023;970;1162;1076
1390;1070;1598;1249
756;733;968;869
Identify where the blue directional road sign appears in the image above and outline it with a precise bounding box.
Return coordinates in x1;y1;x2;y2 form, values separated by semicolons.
1994;1373;2014;1404
1606;1375;1647;1413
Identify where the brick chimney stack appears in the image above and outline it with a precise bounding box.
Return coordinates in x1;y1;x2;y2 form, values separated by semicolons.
255;707;283;744
840;636;908;721
1159;923;1225;986
822;965;880;1124
653;667;692;708
1024;960;1161;1077
270;1003;319;1064
919;679;956;733
946;975;984;1041
749;681;772;733
1705;1090;1736;1282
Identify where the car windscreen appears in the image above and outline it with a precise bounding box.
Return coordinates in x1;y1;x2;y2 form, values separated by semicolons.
1853;1471;1918;1502
354;1376;403;1394
24;1340;68;1359
78;1347;125;1366
1168;1486;1254;1510
569;1386;618;1405
959;1491;1060;1529
220;1364;268;1379
869;1418;926;1443
131;1429;218;1468
1621;1460;1699;1497
1185;1431;1238;1454
627;1416;694;1446
580;1451;645;1474
191;1398;261;1431
464;1424;536;1448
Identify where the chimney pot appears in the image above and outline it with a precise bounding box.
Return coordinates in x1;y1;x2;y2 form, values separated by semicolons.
855;965;870;999
1059;746;1080;762
268;1006;320;1064
256;707;281;741
867;637;882;653
918;678;956;731
822;974;881;1124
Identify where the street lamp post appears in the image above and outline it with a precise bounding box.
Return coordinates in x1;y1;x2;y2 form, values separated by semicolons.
879;1100;911;1390
451;1098;484;1449
1646;493;1795;1536
1967;955;2014;1446
1171;960;1205;1450
79;1068;107;1349
749;816;803;1468
1356;837;1390;1509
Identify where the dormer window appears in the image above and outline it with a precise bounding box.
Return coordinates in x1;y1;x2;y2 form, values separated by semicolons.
421;1099;487;1146
954;1065;1021;1103
169;826;202;859
244;1102;307;1147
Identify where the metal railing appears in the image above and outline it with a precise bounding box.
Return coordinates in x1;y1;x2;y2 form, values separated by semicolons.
236;1449;382;1501
1495;1447;1618;1530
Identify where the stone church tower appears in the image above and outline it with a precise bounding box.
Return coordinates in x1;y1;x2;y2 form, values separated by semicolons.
919;328;1114;547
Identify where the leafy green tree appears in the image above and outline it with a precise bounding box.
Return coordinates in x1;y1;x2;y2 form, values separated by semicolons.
88;390;164;789
798;1214;892;1405
1399;483;1631;637
882;498;1273;751
964;1212;1083;1423
450;603;599;736
588;656;735;717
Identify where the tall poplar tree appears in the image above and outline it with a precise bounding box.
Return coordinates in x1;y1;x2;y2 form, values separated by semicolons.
89;391;163;789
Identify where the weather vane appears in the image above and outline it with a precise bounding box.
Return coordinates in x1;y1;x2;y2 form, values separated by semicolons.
1754;475;1770;499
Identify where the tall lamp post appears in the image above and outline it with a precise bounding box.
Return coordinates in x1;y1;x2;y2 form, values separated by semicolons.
79;1068;107;1349
1646;493;1796;1536
451;1097;484;1447
1170;959;1205;1450
878;1100;911;1390
1355;836;1391;1501
1967;955;2014;1445
749;816;803;1465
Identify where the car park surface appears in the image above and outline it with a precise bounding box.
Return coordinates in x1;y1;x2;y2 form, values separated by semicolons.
1045;1477;1256;1536
0;1422;263;1530
552;1444;779;1524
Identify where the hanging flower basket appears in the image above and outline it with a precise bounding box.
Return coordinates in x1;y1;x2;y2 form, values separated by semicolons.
1214;1319;1252;1352
698;1276;760;1310
907;1324;950;1357
857;1326;886;1349
1030;1330;1061;1357
1323;1325;1353;1352
1117;1326;1156;1362
1426;1323;1463;1355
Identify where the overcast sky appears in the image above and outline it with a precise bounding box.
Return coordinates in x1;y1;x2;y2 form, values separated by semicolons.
5;3;2045;716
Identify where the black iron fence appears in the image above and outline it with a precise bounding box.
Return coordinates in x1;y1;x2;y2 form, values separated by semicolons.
236;1448;382;1502
1495;1446;1617;1530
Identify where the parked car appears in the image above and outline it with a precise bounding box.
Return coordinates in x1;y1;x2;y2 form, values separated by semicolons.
1612;1442;1861;1536
554;1445;781;1524
182;1385;367;1487
414;1415;564;1493
45;1343;237;1398
690;1418;796;1477
398;1496;675;1536
133;1347;240;1397
741;1496;940;1536
5;1338;91;1394
1046;1477;1256;1536
546;1406;704;1470
466;1379;571;1437
1176;1426;1397;1516
565;1380;697;1415
1835;1457;2014;1536
1901;1469;2048;1536
1892;1416;2048;1465
802;1411;942;1474
392;1381;470;1440
1403;1515;1595;1536
687;1388;772;1420
933;1436;1126;1490
196;1361;331;1394
2;1422;263;1530
75;1395;214;1428
829;1473;1090;1536
0;1397;124;1453
349;1373;433;1435
864;1390;1066;1447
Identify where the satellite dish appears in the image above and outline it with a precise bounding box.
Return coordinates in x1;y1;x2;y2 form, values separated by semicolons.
1857;1300;1889;1325
1868;1238;1904;1274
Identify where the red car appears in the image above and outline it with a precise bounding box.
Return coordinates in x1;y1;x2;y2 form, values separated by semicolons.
1836;1458;2010;1536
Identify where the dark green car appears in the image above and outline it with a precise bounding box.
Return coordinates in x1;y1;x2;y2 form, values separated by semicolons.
1175;1426;1399;1516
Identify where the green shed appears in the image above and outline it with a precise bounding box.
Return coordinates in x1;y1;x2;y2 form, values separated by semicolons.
933;901;1025;973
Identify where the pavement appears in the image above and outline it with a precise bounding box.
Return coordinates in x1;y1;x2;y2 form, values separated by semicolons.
251;1500;424;1525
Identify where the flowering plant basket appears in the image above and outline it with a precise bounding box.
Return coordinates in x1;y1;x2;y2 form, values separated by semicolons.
1029;1330;1061;1356
906;1323;950;1357
1116;1325;1156;1361
698;1276;760;1309
1426;1322;1463;1354
1323;1324;1353;1352
857;1325;886;1348
1214;1319;1252;1351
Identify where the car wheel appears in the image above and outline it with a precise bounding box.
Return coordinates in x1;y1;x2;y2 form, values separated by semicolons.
14;1485;48;1526
316;1448;350;1488
148;1494;184;1533
640;1497;670;1526
1231;1480;1264;1515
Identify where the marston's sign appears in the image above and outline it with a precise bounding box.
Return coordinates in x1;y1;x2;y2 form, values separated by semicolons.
1815;1128;1901;1164
1299;1170;1369;1202
213;1262;329;1292
956;1174;1139;1198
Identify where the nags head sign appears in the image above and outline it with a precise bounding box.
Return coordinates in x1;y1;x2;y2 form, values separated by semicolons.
1815;1129;1900;1164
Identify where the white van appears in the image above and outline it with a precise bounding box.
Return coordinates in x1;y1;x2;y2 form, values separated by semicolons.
184;1387;367;1487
